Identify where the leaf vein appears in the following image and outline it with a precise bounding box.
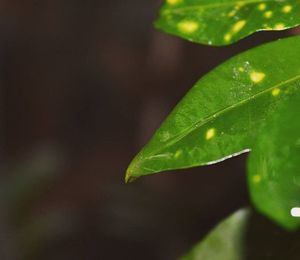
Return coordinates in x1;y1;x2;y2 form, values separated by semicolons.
152;74;300;155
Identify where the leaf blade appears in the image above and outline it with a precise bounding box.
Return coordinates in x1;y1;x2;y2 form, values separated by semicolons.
248;91;300;230
155;0;300;45
181;208;251;260
126;36;300;182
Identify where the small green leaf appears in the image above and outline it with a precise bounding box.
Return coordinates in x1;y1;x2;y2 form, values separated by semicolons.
181;208;250;260
155;0;300;45
248;91;300;230
126;36;300;182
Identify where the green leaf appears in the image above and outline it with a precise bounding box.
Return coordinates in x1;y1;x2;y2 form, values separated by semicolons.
155;0;300;46
248;91;300;230
181;208;250;260
126;36;300;182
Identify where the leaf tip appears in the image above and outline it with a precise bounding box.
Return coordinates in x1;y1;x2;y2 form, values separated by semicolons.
125;170;139;184
125;169;134;184
125;158;140;184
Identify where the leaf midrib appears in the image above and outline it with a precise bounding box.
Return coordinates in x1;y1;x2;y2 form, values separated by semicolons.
145;73;300;159
163;0;276;14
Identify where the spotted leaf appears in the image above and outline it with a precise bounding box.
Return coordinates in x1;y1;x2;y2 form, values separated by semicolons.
126;36;300;182
155;0;300;45
248;91;300;230
181;208;250;260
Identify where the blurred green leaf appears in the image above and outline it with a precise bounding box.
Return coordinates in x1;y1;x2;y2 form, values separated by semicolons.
126;36;300;182
0;147;62;224
248;91;300;230
182;208;250;260
155;0;300;45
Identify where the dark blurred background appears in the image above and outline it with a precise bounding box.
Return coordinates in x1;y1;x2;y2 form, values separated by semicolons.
0;1;299;259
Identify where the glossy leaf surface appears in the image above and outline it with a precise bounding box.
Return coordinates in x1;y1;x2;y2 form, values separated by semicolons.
248;92;300;230
155;0;300;45
126;36;300;182
182;208;250;260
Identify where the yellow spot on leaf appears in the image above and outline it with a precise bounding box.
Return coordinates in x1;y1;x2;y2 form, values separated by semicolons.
274;23;285;30
250;71;265;83
224;33;232;42
264;11;273;18
178;20;199;34
206;128;216;140
228;10;236;17
282;5;292;13
258;3;266;11
253;174;262;183
232;20;246;33
239;67;245;72
263;24;272;30
174;150;183;159
167;0;181;5
272;88;281;97
234;3;244;10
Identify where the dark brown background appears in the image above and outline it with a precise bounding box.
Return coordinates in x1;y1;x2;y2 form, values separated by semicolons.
0;1;299;259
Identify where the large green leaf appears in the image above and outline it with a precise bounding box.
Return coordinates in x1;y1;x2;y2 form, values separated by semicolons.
126;36;300;182
248;91;300;230
155;0;300;45
181;208;250;260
